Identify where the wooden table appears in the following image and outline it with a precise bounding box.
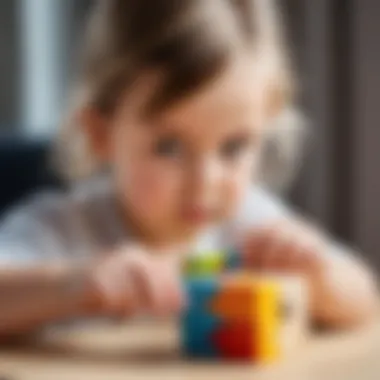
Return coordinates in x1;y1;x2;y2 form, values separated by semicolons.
0;320;379;380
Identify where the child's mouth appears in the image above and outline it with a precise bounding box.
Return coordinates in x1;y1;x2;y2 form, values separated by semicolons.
181;206;212;224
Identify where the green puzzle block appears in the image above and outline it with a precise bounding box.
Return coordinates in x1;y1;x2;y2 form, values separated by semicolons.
184;251;225;277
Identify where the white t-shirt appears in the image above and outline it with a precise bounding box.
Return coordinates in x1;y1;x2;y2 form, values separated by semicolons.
0;177;289;266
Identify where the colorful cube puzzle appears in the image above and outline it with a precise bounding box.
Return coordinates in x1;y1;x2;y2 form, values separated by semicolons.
181;251;308;363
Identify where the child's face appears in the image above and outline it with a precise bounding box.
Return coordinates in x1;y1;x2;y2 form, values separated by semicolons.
90;55;270;243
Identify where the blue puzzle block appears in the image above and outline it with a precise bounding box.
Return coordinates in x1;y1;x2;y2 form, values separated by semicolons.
184;338;219;358
181;310;221;358
185;277;220;310
181;278;222;358
181;310;222;337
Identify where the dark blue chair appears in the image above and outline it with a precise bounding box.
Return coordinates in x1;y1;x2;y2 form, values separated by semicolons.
0;136;63;216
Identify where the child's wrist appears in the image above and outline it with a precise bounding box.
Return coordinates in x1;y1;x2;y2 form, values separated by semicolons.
77;264;110;315
56;263;106;316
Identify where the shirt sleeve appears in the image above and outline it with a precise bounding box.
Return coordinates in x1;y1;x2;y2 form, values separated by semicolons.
224;186;291;246
0;193;80;266
237;186;289;226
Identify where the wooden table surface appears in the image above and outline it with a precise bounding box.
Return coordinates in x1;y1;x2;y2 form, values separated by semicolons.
0;320;378;380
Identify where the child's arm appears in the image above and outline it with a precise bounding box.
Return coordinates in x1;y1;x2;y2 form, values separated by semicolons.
0;247;184;341
0;195;184;340
309;242;378;327
0;264;94;340
0;200;96;339
233;187;378;328
242;221;378;328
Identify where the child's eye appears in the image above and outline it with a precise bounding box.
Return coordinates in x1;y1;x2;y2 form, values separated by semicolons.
220;137;250;160
153;137;183;158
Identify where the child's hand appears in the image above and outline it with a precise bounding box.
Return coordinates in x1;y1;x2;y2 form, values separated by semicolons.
242;221;379;327
85;245;185;317
242;220;327;278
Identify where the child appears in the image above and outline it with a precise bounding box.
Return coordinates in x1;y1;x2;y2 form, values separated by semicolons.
0;0;377;338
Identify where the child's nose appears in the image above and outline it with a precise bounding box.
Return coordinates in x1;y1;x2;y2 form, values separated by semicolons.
189;157;224;201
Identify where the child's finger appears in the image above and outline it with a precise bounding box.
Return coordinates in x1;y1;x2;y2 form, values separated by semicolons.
119;258;141;315
157;257;186;315
275;241;304;271
259;225;296;270
260;232;290;270
91;257;128;312
162;271;186;314
275;227;324;273
250;223;289;268
242;228;273;267
298;239;326;275
132;256;164;314
242;221;286;265
136;256;182;316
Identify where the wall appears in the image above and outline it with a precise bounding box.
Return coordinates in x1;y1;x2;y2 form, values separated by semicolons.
0;0;20;130
352;0;380;266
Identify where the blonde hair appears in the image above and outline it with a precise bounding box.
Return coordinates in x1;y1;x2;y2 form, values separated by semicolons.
56;0;303;189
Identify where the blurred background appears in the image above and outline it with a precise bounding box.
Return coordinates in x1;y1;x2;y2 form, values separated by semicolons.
0;0;379;269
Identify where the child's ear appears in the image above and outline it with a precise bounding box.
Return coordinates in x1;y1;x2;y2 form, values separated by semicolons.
78;107;111;163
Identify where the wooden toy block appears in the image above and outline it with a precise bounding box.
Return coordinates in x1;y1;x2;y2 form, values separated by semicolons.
185;277;220;309
184;251;225;277
181;273;308;363
274;275;309;355
184;249;242;278
212;321;257;359
181;310;221;338
183;336;218;358
211;274;282;362
181;311;221;358
209;275;257;320
255;279;281;362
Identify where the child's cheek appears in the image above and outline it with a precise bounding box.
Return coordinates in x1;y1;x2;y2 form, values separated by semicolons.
124;164;180;218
